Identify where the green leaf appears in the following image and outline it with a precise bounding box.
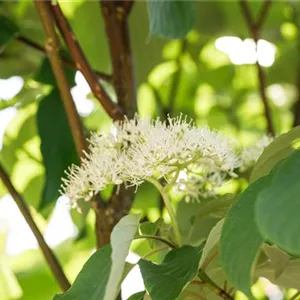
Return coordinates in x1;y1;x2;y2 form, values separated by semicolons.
0;15;18;50
177;194;235;246
34;57;75;86
262;244;290;279
220;177;269;297
0;229;23;300
132;182;160;220
0;264;23;300
128;291;146;300
147;1;194;39
139;219;164;249
255;150;300;256
37;89;79;211
139;245;202;300
104;214;141;300
139;221;159;236
0;104;44;210
199;219;224;268
54;244;112;300
70;199;90;241
250;126;300;182
256;257;300;290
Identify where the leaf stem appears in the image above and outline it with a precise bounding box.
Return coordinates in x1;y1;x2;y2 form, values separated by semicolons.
146;177;182;247
0;163;70;291
135;235;176;249
34;0;86;157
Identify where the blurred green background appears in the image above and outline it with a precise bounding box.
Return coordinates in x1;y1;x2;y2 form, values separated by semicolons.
0;1;299;299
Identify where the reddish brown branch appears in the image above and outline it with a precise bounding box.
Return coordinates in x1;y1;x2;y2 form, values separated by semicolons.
0;163;70;291
16;35;112;83
122;0;134;15
34;0;86;157
50;2;124;121
92;185;134;248
100;0;136;117
86;0;137;248
239;0;275;136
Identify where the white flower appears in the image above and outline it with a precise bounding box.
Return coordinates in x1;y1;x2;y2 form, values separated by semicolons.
60;115;240;207
241;135;273;171
60;164;91;209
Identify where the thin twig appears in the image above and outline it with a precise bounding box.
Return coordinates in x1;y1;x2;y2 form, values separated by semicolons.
257;63;274;135
239;0;275;136
135;235;177;249
100;0;136;117
239;0;255;29
0;163;70;291
16;35;112;82
290;291;300;300
34;0;86;157
256;0;272;29
167;39;187;115
50;2;124;120
198;269;234;300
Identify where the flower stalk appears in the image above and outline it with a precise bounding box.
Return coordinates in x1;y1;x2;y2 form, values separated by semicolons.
146;177;182;247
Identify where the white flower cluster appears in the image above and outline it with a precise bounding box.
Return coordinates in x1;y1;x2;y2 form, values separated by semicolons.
60;115;240;208
241;135;273;171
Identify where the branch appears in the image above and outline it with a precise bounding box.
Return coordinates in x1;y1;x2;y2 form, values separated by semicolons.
91;185;134;248
16;35;112;83
239;0;275;136
198;269;234;300
34;0;86;157
0;163;70;291
100;0;136;117
89;0;137;248
122;0;134;16
50;2;124;121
